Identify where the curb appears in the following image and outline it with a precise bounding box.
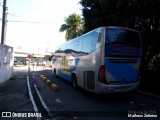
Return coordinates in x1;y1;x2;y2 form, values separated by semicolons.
39;75;58;91
42;77;47;82
46;79;52;85
50;84;58;91
40;75;44;78
137;90;160;99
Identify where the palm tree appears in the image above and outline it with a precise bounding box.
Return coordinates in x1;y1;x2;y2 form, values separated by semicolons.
59;13;84;41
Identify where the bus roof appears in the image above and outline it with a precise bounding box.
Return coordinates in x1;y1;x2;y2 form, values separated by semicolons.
105;26;139;32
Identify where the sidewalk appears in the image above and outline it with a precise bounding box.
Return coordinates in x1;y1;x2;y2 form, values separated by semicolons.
0;66;34;119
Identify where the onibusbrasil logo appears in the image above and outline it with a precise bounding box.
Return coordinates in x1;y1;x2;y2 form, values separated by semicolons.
1;112;42;118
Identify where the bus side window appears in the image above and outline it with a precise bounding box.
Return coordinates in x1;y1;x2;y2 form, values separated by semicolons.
83;36;93;54
65;44;73;54
92;33;98;51
73;39;83;55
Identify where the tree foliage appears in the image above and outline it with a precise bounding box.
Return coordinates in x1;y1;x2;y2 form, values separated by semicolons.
59;13;84;41
80;0;160;72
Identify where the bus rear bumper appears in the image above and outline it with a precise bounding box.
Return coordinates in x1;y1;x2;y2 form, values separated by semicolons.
96;81;140;93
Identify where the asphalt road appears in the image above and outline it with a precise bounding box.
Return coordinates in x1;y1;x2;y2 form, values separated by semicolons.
30;68;160;120
0;66;35;120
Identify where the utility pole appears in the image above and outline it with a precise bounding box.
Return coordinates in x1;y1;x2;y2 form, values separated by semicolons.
1;0;7;44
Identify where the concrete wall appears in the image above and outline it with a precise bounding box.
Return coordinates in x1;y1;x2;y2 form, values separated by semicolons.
0;44;13;83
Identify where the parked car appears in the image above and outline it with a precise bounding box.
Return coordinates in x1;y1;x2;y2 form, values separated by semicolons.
31;61;37;66
14;61;23;65
37;61;43;66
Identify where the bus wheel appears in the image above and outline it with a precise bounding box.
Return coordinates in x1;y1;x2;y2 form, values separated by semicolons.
72;74;78;89
53;68;56;75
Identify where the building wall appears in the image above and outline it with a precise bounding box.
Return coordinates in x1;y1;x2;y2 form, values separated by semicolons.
0;44;13;83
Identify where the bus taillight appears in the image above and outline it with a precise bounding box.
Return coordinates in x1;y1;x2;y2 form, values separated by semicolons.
98;65;108;84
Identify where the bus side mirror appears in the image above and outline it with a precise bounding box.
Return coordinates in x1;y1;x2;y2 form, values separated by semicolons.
49;54;54;61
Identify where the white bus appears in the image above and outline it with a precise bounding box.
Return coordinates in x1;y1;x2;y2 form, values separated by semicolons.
52;26;142;93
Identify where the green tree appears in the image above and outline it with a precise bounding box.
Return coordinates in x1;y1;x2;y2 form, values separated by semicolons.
80;0;119;32
115;0;160;73
80;0;160;73
59;13;84;41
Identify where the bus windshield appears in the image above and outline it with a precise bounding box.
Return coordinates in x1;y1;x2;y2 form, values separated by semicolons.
105;28;141;47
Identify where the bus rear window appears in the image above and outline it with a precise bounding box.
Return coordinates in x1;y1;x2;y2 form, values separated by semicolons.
105;28;141;47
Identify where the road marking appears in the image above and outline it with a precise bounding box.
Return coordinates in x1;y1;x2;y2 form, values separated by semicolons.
129;101;134;104
32;74;53;117
27;76;41;120
55;98;62;104
33;83;51;114
137;90;160;99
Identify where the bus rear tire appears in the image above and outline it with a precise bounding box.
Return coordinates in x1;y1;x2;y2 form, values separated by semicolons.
53;68;56;75
72;74;78;89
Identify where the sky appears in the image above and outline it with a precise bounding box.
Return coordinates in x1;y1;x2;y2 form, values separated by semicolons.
0;0;82;53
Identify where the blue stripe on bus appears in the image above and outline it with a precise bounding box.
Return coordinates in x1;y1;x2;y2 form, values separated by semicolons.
105;61;139;84
57;58;80;81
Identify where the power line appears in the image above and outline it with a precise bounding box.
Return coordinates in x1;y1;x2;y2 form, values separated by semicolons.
7;20;55;24
7;12;55;20
7;13;17;17
7;12;33;19
7;12;55;24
